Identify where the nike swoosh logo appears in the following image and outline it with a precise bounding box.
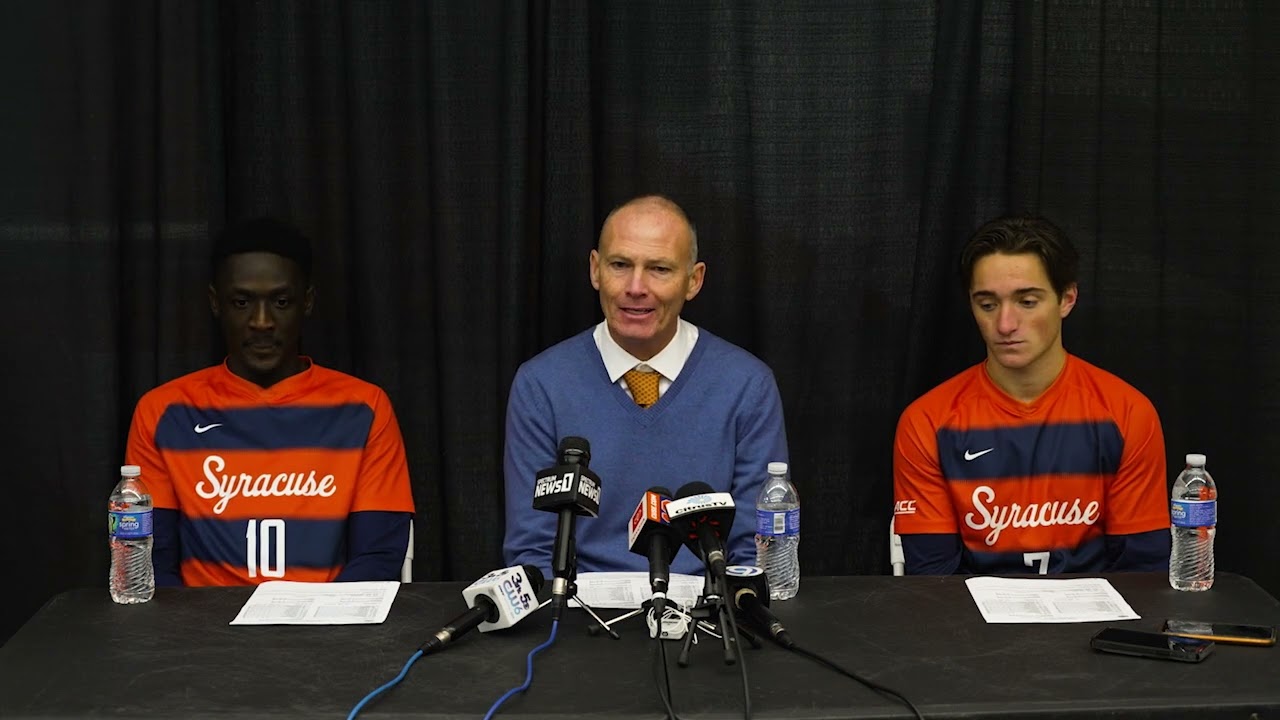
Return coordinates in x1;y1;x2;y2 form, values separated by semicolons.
194;423;223;434
964;448;994;461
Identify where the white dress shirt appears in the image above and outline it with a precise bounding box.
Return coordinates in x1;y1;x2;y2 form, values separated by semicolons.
593;318;699;402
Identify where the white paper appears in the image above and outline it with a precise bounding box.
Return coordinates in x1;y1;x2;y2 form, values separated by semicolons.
964;576;1140;623
568;572;705;610
229;580;401;625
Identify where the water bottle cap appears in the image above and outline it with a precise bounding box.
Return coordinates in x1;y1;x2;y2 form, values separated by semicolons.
1185;453;1206;467
767;462;788;475
120;465;141;477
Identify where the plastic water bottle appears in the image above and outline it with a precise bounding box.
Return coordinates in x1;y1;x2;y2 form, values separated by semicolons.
754;461;799;600
1169;453;1216;591
109;464;155;603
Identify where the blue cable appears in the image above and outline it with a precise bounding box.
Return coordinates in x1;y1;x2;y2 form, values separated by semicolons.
482;620;560;720
347;649;424;720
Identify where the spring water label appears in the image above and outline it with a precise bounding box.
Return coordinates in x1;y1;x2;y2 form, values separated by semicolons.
756;508;800;536
109;509;154;539
1170;499;1216;528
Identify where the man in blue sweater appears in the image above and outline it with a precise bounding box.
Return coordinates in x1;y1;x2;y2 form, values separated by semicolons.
503;195;789;578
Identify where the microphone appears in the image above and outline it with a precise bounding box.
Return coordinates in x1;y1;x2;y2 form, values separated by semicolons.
626;485;681;615
666;481;736;583
420;564;546;653
532;436;602;619
726;565;794;649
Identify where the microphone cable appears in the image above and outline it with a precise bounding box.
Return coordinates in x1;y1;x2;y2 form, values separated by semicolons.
651;615;684;720
788;643;924;720
346;649;424;720
482;619;560;720
719;590;753;720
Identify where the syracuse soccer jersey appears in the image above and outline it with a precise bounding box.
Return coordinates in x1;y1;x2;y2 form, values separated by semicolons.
126;360;414;585
893;355;1169;574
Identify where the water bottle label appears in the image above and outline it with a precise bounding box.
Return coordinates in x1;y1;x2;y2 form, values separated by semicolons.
109;509;153;539
756;508;799;536
1170;499;1216;528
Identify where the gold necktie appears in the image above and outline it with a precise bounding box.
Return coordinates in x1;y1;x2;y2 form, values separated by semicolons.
623;368;661;408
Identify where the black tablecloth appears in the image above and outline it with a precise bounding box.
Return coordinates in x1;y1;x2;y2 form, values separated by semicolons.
2;572;1278;719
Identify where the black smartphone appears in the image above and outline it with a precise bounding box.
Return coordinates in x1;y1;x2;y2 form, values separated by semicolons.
1090;627;1214;662
1162;619;1278;646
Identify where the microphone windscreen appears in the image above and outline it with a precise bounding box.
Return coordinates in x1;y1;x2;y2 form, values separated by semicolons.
521;564;546;593
557;436;592;466
675;480;715;498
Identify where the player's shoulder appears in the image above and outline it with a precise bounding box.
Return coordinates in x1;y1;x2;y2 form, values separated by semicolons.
1067;355;1158;415
307;363;393;406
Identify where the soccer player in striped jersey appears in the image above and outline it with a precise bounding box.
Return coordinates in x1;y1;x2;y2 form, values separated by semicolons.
125;217;415;586
893;215;1170;575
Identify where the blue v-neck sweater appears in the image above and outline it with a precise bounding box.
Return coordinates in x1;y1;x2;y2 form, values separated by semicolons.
503;327;789;577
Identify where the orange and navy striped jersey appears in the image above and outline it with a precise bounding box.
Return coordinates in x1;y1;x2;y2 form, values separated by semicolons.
893;355;1169;574
125;359;415;586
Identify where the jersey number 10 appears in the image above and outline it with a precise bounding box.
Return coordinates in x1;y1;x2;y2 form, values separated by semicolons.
246;518;286;578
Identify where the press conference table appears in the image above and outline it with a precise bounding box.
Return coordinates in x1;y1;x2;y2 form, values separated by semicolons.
2;573;1278;719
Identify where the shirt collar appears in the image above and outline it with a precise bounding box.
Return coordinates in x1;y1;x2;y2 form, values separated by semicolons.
593;318;699;383
216;356;316;399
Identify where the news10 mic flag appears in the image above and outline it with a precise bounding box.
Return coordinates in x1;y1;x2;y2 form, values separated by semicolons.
462;564;542;632
532;465;601;516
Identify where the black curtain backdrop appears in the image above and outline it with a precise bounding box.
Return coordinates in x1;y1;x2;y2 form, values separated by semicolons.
2;1;1276;645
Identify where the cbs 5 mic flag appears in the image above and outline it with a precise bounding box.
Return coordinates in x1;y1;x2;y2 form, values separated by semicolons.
420;565;546;653
463;564;546;632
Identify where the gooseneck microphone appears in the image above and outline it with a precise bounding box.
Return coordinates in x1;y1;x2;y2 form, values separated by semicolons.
626;486;681;615
420;564;546;654
726;565;794;649
666;481;736;584
531;436;602;620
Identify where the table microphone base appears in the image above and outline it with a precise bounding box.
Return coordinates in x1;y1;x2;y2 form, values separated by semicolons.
564;583;621;639
677;594;762;666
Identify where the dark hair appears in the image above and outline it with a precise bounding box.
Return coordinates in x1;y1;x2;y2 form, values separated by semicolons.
959;215;1078;298
210;216;313;282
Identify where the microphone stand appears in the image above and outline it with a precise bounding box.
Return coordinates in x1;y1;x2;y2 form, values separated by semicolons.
587;605;647;637
565;581;619;639
593;533;679;638
554;547;619;639
586;596;713;639
677;570;761;667
587;597;689;639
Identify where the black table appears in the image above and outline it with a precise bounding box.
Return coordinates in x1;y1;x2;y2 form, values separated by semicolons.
2;573;1278;719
